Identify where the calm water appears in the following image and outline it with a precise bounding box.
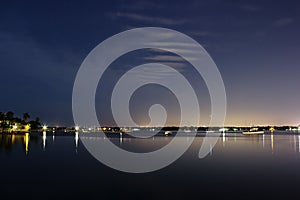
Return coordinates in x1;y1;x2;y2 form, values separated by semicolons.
1;132;300;200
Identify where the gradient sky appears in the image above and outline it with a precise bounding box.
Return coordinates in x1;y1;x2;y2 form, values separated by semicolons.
0;0;299;126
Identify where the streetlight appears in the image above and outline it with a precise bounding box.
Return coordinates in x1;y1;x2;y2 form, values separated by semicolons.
12;124;18;131
42;125;47;131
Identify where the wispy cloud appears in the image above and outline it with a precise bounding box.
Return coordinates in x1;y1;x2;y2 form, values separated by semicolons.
144;55;198;63
145;55;185;62
188;31;218;37
109;12;187;25
129;62;188;78
272;18;294;27
240;4;262;12
119;1;164;11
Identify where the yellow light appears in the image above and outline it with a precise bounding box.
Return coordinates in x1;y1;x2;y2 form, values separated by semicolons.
24;133;29;154
75;126;79;131
11;135;15;144
42;125;47;131
271;134;274;153
12;124;18;130
25;124;30;131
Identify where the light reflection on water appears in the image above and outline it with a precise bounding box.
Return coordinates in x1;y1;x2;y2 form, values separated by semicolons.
1;131;300;199
1;132;300;156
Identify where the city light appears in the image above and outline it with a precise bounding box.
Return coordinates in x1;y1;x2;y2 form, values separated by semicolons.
25;124;30;131
12;124;18;131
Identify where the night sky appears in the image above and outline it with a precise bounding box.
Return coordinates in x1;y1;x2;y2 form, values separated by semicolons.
0;0;299;127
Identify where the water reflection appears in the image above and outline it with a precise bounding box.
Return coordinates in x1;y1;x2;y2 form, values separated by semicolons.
75;131;79;153
42;131;46;150
3;132;300;200
298;135;300;153
294;135;297;152
0;132;80;154
119;132;123;144
1;132;300;157
24;133;29;155
52;131;55;142
271;134;274;153
12;134;15;144
0;133;33;154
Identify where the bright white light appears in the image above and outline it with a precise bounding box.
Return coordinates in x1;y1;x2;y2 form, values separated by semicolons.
42;125;47;131
75;126;79;131
75;132;79;148
42;131;46;150
12;124;18;130
219;128;228;132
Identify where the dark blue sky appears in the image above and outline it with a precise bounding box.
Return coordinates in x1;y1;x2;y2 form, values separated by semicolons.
0;0;299;126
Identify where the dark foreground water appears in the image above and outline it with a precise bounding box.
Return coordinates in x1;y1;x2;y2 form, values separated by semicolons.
1;132;300;200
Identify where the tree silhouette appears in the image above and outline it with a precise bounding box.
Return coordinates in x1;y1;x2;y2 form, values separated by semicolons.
6;111;14;121
6;111;14;129
0;112;5;131
0;111;41;132
29;117;41;130
22;112;30;124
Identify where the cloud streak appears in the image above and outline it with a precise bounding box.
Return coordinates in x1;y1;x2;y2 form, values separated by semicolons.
272;18;294;27
110;12;187;25
240;4;262;12
188;31;218;37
